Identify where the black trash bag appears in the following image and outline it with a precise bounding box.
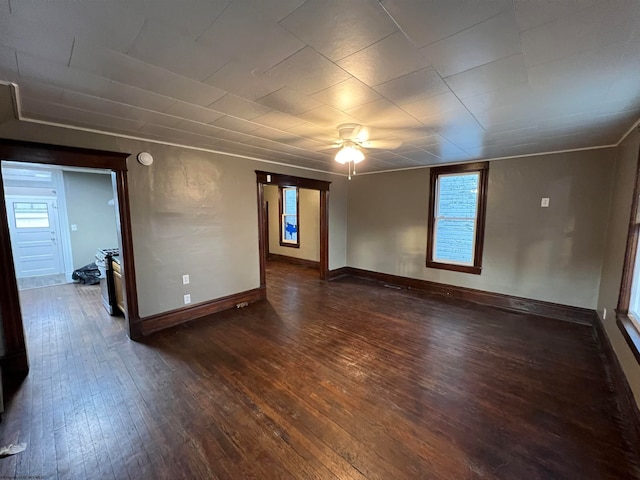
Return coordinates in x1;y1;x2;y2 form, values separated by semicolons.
72;262;101;285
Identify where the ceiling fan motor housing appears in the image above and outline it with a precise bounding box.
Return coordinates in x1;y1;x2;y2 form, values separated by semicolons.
337;123;362;140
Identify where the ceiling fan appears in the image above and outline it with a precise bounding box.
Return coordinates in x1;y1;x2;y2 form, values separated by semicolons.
329;123;403;179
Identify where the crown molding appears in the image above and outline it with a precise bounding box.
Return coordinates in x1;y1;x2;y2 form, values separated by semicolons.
1;81;347;178
3;80;638;178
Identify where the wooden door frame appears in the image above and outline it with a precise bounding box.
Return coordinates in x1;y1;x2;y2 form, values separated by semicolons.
265;201;270;261
255;171;330;288
0;139;140;380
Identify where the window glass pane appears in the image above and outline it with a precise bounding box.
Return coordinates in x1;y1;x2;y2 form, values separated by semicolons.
2;167;53;184
284;188;297;215
629;234;640;325
14;202;50;228
433;172;479;265
437;173;479;218
434;218;475;264
282;215;298;242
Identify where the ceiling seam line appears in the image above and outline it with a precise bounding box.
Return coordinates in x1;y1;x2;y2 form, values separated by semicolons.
441;52;523;81
276;0;311;26
194;0;233;43
333;29;399;64
67;37;76;68
411;8;512;49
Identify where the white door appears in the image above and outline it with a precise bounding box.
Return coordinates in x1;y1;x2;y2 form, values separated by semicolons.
5;196;64;278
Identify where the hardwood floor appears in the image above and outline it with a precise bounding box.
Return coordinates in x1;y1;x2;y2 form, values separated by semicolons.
1;262;638;479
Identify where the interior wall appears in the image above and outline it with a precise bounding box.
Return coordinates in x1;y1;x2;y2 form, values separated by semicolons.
347;148;614;309
63;171;118;269
597;128;640;408
0;117;348;318
264;185;320;262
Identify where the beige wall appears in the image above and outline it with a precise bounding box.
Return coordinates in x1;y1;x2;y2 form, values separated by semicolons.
347;149;614;309
597;128;640;408
63;171;119;269
0;115;348;317
264;185;320;262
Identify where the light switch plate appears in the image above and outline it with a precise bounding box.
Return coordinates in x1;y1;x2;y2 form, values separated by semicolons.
541;198;550;207
71;224;78;231
182;274;190;285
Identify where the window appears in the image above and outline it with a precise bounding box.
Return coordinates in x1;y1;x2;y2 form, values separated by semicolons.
618;153;640;363
426;162;489;274
279;186;299;247
13;202;50;229
629;234;640;330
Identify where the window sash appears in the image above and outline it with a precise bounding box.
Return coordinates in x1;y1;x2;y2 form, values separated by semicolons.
279;186;299;247
283;187;297;215
281;214;298;243
432;218;477;266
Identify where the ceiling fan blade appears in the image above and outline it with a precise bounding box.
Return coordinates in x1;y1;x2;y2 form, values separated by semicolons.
352;125;370;143
317;144;342;152
361;138;403;150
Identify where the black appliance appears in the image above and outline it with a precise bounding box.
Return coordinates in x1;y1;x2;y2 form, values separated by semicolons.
96;247;119;315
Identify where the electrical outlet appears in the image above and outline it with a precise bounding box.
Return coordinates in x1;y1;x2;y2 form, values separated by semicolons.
71;224;78;231
183;294;191;305
603;308;607;320
541;197;550;207
182;274;190;285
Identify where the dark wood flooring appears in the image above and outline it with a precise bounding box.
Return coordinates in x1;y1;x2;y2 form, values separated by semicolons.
1;261;638;479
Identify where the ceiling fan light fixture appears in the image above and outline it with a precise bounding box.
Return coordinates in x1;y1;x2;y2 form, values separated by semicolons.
335;143;365;164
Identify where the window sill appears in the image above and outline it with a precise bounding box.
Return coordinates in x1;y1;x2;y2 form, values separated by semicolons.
425;261;481;275
617;313;640;365
279;242;300;249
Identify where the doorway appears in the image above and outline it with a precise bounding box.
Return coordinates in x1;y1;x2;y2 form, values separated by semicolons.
0;139;139;381
263;184;321;269
255;171;331;290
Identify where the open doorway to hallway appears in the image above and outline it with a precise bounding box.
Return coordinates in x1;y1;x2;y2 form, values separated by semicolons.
263;184;321;278
255;171;331;295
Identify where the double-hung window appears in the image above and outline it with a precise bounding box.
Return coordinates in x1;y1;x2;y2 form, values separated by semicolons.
628;235;640;331
279;186;299;248
426;162;489;274
618;153;640;361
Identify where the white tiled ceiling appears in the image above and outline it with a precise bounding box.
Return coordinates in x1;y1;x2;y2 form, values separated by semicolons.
419;10;522;77
279;0;397;61
0;0;639;174
337;31;431;86
268;46;351;94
